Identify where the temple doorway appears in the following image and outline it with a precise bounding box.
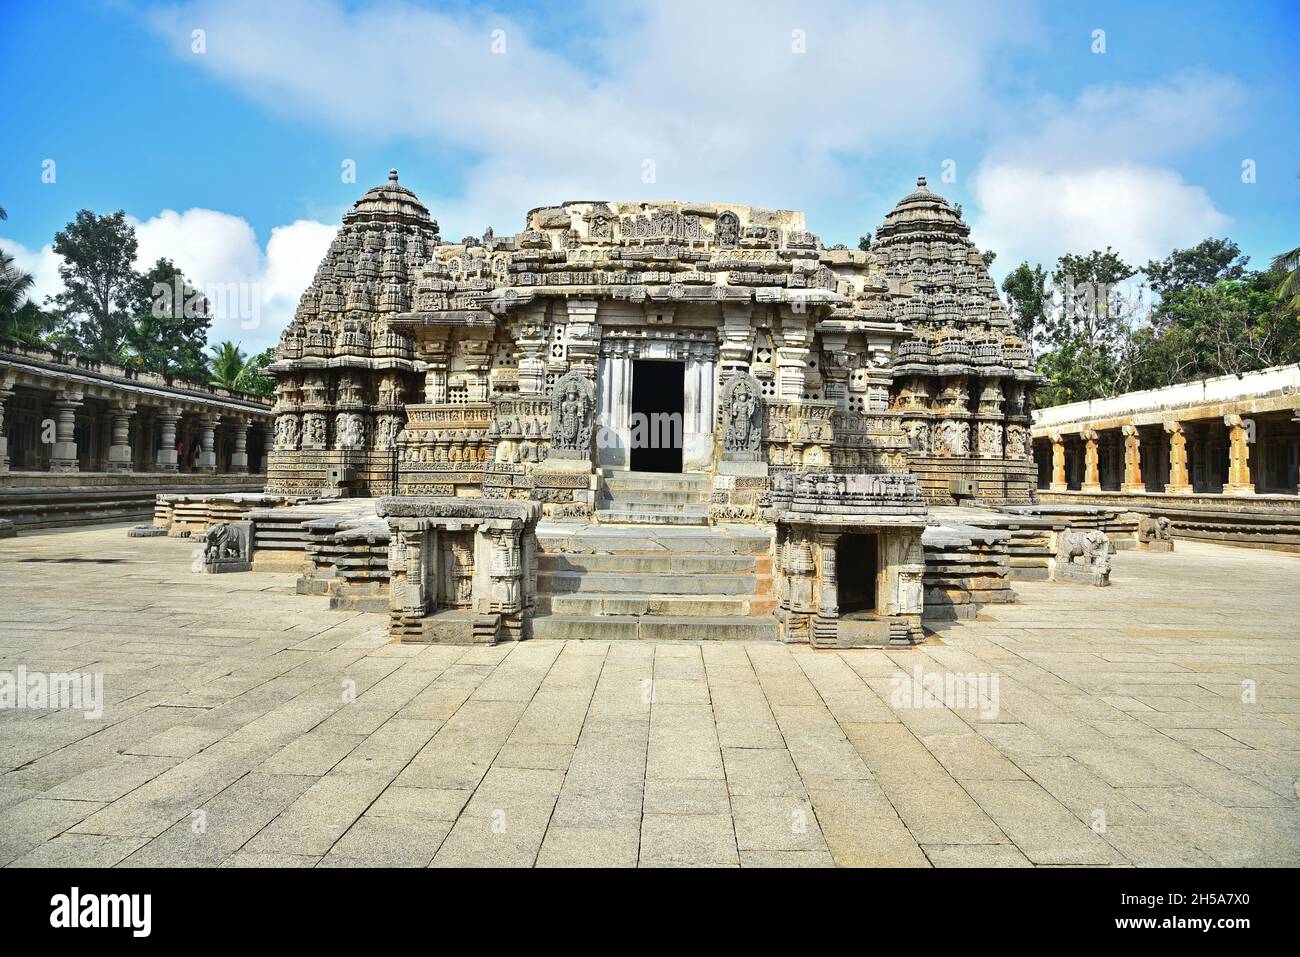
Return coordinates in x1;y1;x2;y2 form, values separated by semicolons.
837;533;879;614
630;359;684;473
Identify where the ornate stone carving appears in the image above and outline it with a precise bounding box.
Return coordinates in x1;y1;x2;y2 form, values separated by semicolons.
202;521;252;573
1055;529;1111;586
549;371;595;458
720;372;763;459
336;413;367;449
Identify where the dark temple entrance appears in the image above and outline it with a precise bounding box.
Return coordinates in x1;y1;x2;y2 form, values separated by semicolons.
837;533;879;614
631;359;684;473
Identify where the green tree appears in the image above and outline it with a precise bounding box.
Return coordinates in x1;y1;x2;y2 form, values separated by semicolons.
1270;245;1300;316
127;258;211;380
0;250;56;345
1037;248;1138;404
1143;238;1248;297
980;250;996;269
207;340;249;389
1001;261;1048;343
857;233;872;252
234;347;277;398
48;210;139;360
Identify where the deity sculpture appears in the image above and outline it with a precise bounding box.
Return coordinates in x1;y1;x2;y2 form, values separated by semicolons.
549;371;595;455
719;373;764;458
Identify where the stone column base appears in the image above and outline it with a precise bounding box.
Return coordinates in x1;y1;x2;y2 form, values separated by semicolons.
1165;483;1193;495
1224;483;1256;496
230;452;249;474
107;445;133;472
50;440;79;472
0;436;7;473
1048;482;1068;492
1080;483;1102;493
1120;483;1146;493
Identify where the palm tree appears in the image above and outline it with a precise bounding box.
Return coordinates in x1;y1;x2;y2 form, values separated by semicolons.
0;251;56;346
1270;246;1300;314
0;250;34;318
207;340;248;389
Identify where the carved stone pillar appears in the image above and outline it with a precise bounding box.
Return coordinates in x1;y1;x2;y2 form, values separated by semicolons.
1163;421;1192;494
1080;429;1101;492
424;362;447;404
775;314;812;399
106;402;136;473
230;420;250;474
1049;432;1067;491
197;413;218;472
1120;424;1144;493
49;391;83;472
564;299;600;381
782;536;816;616
155;409;180;471
817;533;839;619
515;310;549;396
0;376;13;473
719;303;755;378
1223;414;1255;495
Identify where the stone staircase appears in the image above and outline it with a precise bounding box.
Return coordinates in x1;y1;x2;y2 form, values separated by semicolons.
595;470;710;525
531;523;778;640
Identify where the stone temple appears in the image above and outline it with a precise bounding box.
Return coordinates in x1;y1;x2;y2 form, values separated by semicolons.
236;170;1042;647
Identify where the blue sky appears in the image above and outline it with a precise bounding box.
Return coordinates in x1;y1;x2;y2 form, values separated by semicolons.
2;0;1297;350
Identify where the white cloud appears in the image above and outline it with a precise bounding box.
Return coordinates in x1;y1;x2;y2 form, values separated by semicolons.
2;211;335;353
132;208;335;351
970;72;1241;275
146;0;1042;234
972;164;1232;275
0;238;63;307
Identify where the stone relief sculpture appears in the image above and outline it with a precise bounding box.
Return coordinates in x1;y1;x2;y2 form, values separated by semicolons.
1005;423;1028;458
337;413;367;449
720;373;763;458
977;421;1002;456
549;371;595;456
275;415;299;450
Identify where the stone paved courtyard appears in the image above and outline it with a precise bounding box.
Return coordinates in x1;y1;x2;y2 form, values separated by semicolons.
0;526;1296;868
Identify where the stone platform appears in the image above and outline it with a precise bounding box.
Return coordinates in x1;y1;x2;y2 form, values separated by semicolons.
0;526;1295;867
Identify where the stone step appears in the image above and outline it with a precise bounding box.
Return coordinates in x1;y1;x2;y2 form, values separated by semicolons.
597;499;709;515
537;523;773;556
603;471;711;490
599;488;710;505
594;508;709;526
540;593;750;617
538;552;756;574
530;614;780;641
538;570;758;595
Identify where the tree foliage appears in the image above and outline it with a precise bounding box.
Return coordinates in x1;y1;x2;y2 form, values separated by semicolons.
1023;237;1300;406
127;257;211;380
0;250;57;345
206;341;276;398
47;210;140;360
